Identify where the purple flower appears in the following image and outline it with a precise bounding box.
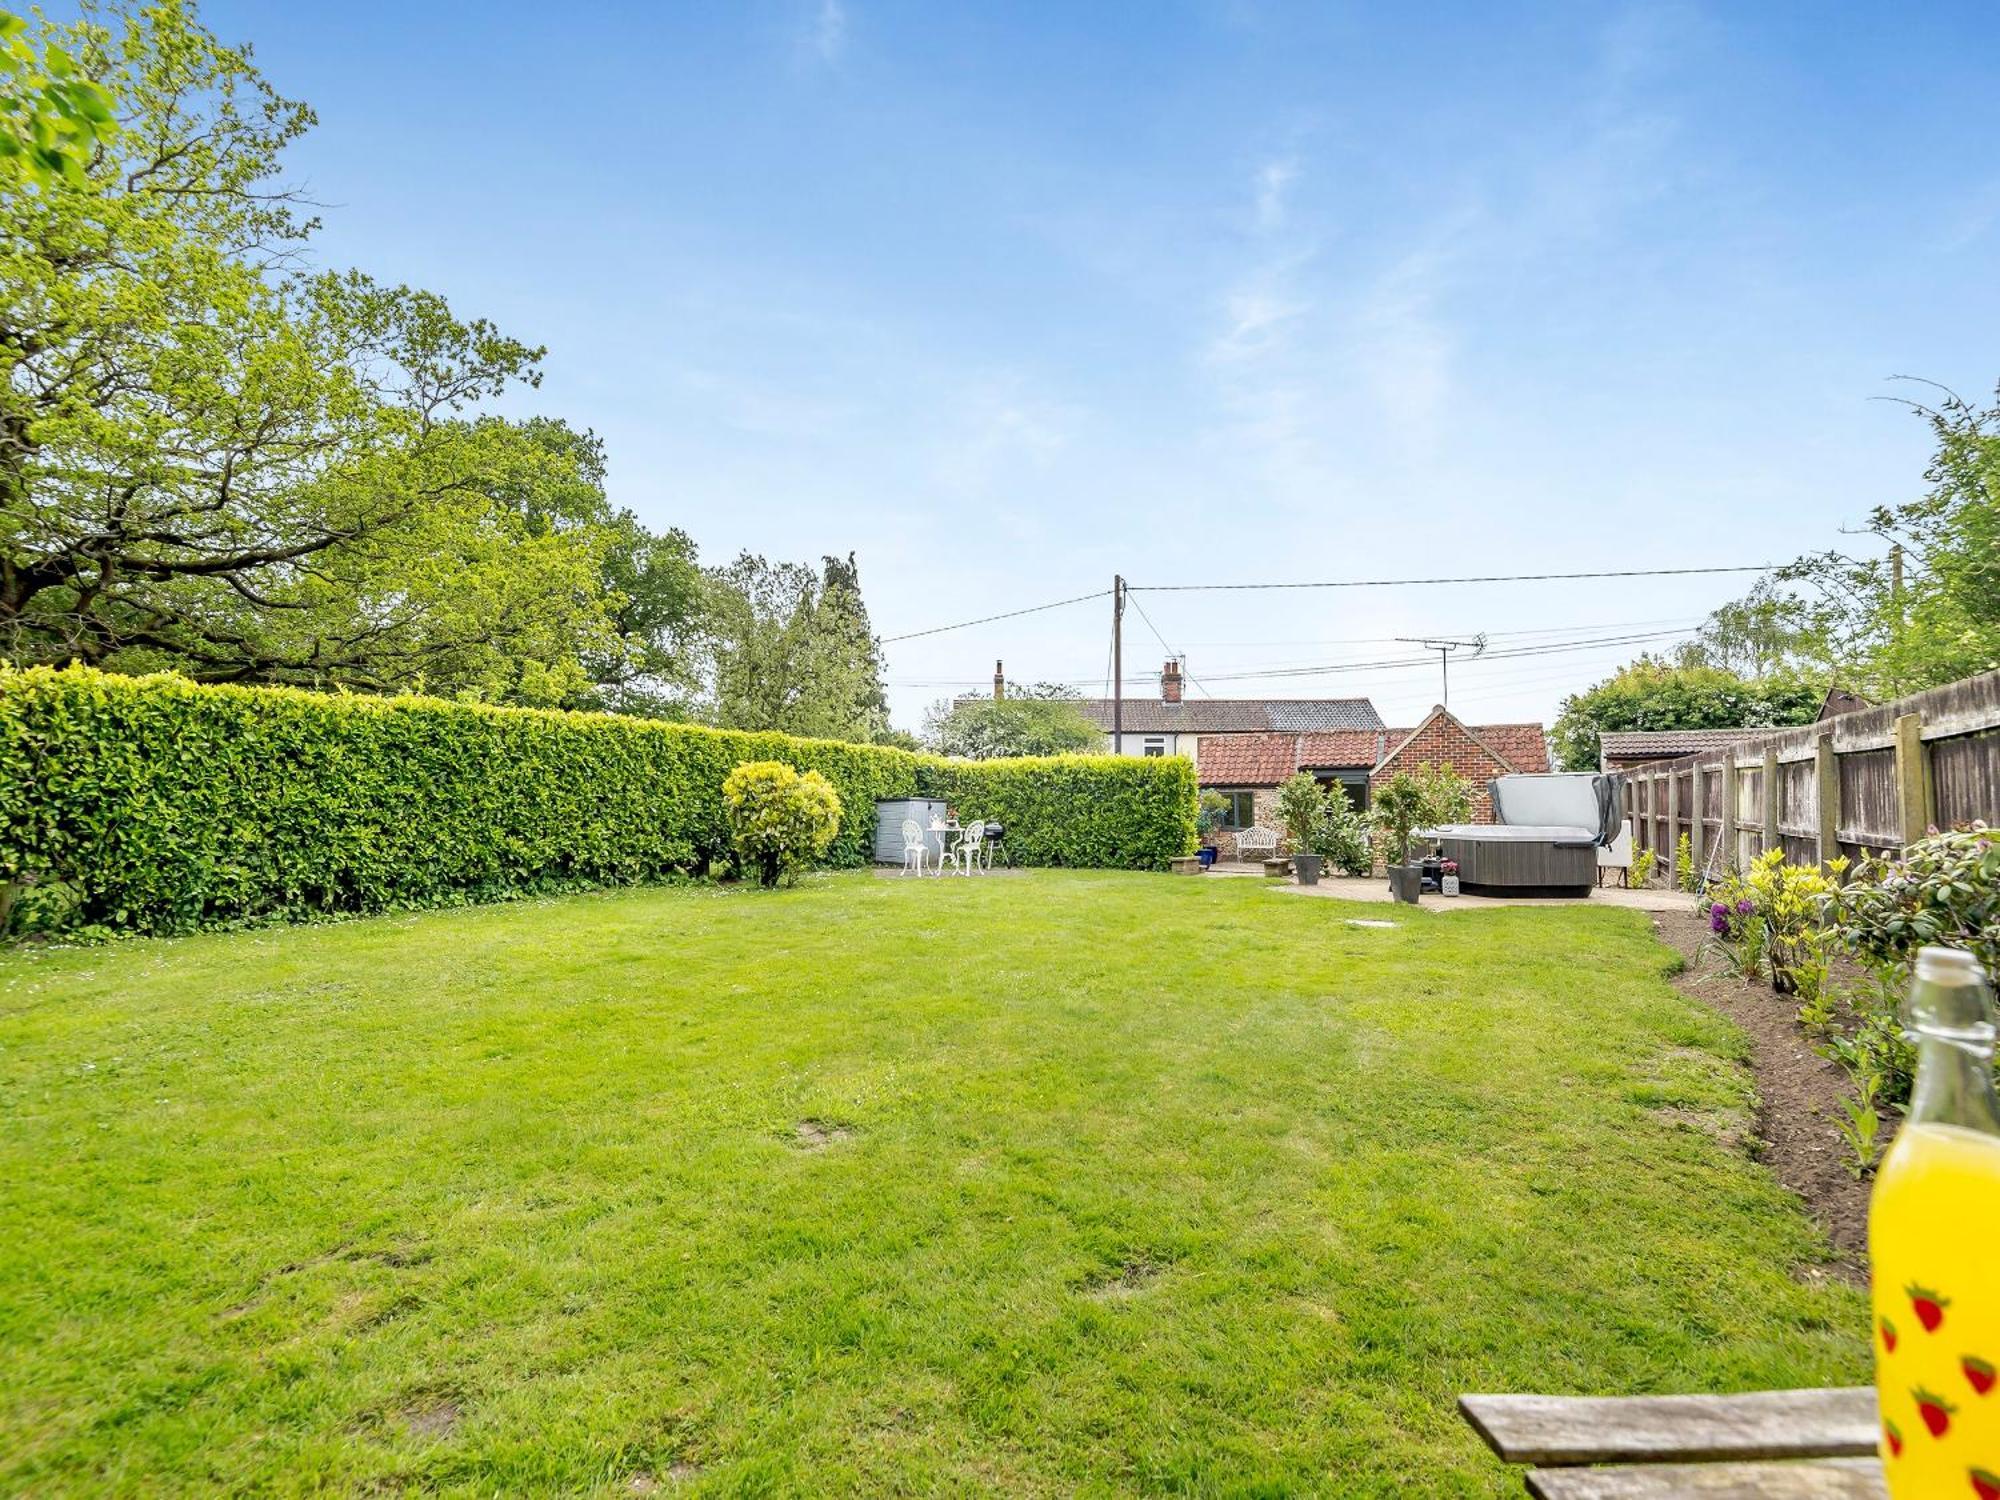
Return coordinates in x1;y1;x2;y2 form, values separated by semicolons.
1735;898;1754;916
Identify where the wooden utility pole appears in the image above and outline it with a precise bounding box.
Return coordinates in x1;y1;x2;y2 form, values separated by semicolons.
1111;575;1125;754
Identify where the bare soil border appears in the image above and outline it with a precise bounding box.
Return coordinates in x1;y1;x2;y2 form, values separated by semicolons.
1647;904;1871;1281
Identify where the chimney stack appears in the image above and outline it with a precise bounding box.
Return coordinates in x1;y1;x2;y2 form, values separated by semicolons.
993;660;1005;701
1161;658;1183;704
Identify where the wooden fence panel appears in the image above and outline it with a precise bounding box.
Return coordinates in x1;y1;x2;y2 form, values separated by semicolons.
1777;758;1816;842
1736;763;1764;864
1838;748;1899;850
1934;729;2000;829
1615;668;2000;880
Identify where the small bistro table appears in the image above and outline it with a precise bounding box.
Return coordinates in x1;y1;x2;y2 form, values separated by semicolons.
925;822;962;876
1458;1387;1886;1498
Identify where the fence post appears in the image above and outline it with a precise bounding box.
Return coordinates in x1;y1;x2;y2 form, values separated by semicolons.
1762;745;1779;860
1815;727;1839;867
1721;754;1738;873
1894;710;1931;847
1689;760;1705;876
1665;766;1679;867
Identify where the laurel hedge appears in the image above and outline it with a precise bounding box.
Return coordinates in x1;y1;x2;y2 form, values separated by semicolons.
0;666;1197;936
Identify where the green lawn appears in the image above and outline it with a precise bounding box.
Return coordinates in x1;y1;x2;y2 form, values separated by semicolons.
0;871;1865;1496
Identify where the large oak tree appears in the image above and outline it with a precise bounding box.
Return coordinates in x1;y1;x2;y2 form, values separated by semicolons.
0;2;693;706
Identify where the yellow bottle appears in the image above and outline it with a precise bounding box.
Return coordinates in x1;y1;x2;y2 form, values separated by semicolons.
1870;946;2000;1500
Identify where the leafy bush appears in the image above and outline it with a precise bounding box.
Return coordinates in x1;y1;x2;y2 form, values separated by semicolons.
923;686;1100;759
1196;790;1231;845
721;762;842;886
1275;772;1370;874
0;666;1196;936
1701;848;1840;1001
1820;824;2000;1106
1674;832;1698;893
1368;763;1473;868
925;753;1196;871
1550;659;1823;771
1629;846;1657;889
1827;824;2000;980
1275;773;1324;853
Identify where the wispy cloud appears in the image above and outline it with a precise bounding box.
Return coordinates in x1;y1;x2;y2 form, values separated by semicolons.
797;0;848;66
1253;157;1298;232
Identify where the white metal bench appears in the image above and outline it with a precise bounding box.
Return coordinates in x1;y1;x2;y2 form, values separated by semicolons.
1233;825;1279;861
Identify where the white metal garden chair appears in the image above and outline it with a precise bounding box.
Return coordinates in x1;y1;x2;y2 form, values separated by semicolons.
899;819;934;877
950;820;986;876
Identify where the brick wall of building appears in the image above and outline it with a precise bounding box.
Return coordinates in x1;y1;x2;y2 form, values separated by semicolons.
1368;711;1509;822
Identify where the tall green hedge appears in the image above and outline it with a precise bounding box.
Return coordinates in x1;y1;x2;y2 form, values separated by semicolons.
1;666;1196;935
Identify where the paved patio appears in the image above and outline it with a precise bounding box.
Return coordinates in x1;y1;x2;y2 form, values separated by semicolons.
1204;863;1692;914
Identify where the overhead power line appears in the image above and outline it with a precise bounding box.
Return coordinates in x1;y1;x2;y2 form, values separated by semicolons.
1190;627;1697;684
882;566;1762;647
881;588;1110;644
1131;565;1773;593
1126;592;1212;698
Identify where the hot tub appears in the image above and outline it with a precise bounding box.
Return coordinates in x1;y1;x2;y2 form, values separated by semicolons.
1425;773;1623;898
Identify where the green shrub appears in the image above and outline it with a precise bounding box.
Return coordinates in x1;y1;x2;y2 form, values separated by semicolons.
722;761;842;886
1821;824;2000;1105
1368;763;1473;868
1701;848;1838;1000
0;666;1197;936
1275;773;1324;853
1674;832;1697;893
925;753;1196;872
1195;790;1231;845
1274;772;1371;875
1828;824;2000;980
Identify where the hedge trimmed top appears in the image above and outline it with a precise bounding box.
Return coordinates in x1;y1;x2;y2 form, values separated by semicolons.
1;666;1197;935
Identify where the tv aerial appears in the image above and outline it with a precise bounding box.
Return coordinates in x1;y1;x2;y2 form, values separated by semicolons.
1394;633;1487;709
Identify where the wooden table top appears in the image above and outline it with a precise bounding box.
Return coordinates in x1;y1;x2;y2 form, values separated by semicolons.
1459;1388;1886;1499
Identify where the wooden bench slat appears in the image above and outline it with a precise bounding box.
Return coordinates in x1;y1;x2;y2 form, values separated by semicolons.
1525;1456;1885;1500
1458;1388;1879;1466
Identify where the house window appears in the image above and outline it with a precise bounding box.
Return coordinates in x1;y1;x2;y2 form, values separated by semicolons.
1143;737;1166;757
1318;771;1369;812
1214;789;1257;829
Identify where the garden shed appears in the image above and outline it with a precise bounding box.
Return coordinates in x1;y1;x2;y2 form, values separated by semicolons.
872;798;950;863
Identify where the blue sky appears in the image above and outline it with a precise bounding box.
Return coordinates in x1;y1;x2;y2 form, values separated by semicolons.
204;0;2000;732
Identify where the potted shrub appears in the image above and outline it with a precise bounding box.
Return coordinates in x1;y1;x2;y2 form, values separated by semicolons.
1276;773;1327;885
1369;764;1473;904
1195;790;1230;868
1317;790;1373;877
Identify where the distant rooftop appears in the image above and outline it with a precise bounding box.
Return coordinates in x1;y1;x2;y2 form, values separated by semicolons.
1598;728;1771;762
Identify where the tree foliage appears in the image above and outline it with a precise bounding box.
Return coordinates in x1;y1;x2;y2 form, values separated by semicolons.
1275;771;1371;874
706;552;891;742
1550;659;1823;771
1368;763;1472;867
1681;381;2000;701
0;9;115;187
0;1;701;708
923;680;1099;759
